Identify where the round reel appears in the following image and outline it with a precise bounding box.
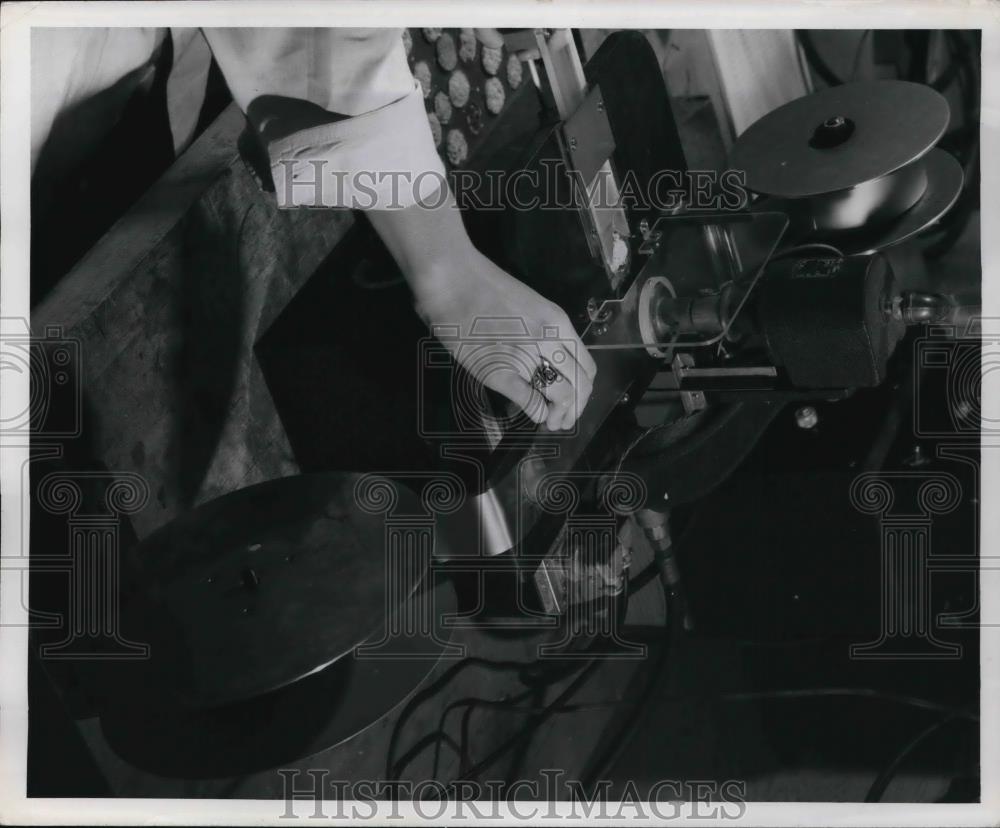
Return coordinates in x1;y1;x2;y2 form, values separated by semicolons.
86;472;457;777
732;80;963;252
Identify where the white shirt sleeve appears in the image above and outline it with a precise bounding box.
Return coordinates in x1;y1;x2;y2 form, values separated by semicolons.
30;28;164;172
202;28;446;210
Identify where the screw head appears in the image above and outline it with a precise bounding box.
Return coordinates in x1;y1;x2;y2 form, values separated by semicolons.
795;405;819;430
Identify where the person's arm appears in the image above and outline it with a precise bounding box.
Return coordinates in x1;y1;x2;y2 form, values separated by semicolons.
202;28;440;211
203;27;595;429
368;191;595;431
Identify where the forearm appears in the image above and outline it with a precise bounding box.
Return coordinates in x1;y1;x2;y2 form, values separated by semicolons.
369;188;597;431
367;190;478;305
205;28;446;211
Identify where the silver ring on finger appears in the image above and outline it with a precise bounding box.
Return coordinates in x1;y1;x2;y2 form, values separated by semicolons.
531;357;561;390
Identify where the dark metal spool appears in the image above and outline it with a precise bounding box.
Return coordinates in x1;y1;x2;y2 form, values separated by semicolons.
802;159;928;233
83;473;458;776
96;576;457;779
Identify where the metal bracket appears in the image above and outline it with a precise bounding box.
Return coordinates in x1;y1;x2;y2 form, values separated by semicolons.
672;354;708;414
529;29;632;288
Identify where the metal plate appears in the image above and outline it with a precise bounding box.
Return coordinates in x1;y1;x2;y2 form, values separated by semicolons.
108;473;431;709
562;84;616;187
730;81;949;198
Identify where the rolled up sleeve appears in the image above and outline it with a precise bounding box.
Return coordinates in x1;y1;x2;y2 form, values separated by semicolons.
202;28;446;209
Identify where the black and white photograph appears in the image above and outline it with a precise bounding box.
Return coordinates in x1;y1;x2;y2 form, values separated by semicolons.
0;2;997;824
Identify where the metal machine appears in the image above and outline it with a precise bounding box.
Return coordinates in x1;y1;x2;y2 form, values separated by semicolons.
92;29;972;776
444;30;966;625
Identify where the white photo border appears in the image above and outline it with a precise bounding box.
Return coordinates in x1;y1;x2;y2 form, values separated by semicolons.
1;1;997;825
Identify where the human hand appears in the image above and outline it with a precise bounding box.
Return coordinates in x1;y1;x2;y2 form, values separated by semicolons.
411;247;596;431
367;186;595;431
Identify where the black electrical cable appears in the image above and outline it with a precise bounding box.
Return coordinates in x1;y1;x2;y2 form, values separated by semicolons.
500;684;549;786
455;594;636;787
425;682;647;783
426;685;978;723
390;598;637;782
403;581;645;790
385;655;563;781
434;572;672;798
627;559;661;596
415;554;669;784
578;590;674;792
428;689;537;779
401;658;977;791
445;657;603;790
390;730;466;783
387;652;599;781
389;535;978;793
864;714;974;802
